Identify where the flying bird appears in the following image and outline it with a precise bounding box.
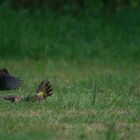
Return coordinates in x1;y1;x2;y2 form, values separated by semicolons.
0;80;53;103
0;68;23;90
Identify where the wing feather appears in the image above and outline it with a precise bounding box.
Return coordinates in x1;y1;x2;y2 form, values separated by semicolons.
0;74;23;90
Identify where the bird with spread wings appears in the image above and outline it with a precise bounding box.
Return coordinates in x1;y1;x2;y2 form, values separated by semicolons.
0;68;53;103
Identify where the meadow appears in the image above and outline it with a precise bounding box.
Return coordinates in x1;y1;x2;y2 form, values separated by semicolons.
0;59;139;140
0;6;140;140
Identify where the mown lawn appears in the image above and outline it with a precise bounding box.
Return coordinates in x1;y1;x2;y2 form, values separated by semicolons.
0;59;139;140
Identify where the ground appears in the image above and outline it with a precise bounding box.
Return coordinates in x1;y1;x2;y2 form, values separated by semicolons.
0;59;139;140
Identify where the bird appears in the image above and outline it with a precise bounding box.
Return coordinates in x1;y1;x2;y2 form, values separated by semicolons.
0;79;53;103
0;68;23;90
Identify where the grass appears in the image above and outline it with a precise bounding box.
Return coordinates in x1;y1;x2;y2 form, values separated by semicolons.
0;59;139;140
0;7;140;62
0;5;140;140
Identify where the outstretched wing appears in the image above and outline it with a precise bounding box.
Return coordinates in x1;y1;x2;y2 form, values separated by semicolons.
0;74;23;90
36;80;45;93
23;80;53;102
36;79;53;98
0;95;23;103
0;79;52;103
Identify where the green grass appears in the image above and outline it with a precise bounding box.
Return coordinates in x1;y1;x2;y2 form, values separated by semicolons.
0;7;140;62
0;59;139;140
0;5;140;140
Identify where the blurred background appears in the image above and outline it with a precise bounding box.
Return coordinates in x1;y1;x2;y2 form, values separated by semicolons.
0;2;140;139
0;0;140;63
